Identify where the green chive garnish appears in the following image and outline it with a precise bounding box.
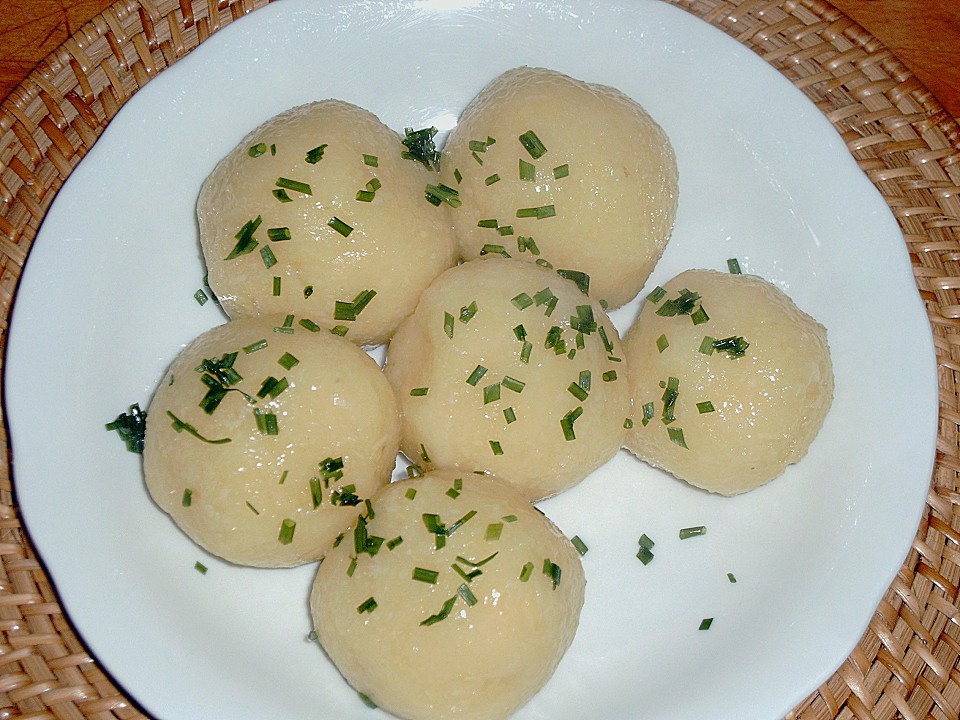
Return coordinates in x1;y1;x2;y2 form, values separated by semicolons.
517;236;540;255
727;258;742;274
553;163;569;179
603;370;618;382
466;365;487;386
194;288;208;305
459;300;478;323
511;292;534;310
519;158;536;181
225;215;262;259
425;183;462;207
410;387;429;397
248;142;267;157
504;407;517;424
571;535;588;556
697;401;716;413
363;154;378;167
483;383;501;404
412;567;440;584
357;597;378;614
485;523;504;541
656;334;669;353
272;276;281;296
560;406;583;441
305;144;327;164
328;216;353;237
519;130;547;159
489;440;504;456
420;595;457;626
166;411;231;444
519;562;534;582
272;188;292;203
516;204;556;220
728;572;738;583
194;561;207;574
699;618;714;630
181;488;193;507
260;245;277;269
485;173;501;185
668;426;687;448
444;311;455;339
246;501;260;515
276;177;312;195
278;518;296;545
502;376;525;393
679;526;707;539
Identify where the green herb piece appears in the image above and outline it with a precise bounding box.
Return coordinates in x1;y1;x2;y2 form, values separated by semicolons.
225;215;262;259
358;693;377;709
105;403;148;453
272;276;282;296
363;154;379;167
699;336;717;355
194;561;208;574
167;411;231;444
181;488;192;507
278;518;296;545
405;487;418;501
690;306;710;325
519;130;547;159
194;288;209;306
599;325;614;353
647;286;667;303
519;561;535;582
276;177;312;195
466;365;487;386
543;558;561;589
624;417;634;429
517;235;540;255
519;158;536;181
420;444;431;463
578;369;591;393
453;168;463;183
727;258;742;274
699;618;714;631
443;311;455;339
248;142;267;157
728;572;738;583
355;189;376;202
656;288;704;320
557;268;590;295
602;370;618;382
272;188;292;203
299;318;322;332
516;204;556;220
502;376;525;393
410;387;430;397
246;501;260;515
334;289;377;321
412;567;440;584
420;595;457;626
571;304;596;334
668;426;687;448
712;336;750;358
459;300;478;323
661;376;680;424
387;536;404;550
553;163;569;179
279;470;289;485
485;173;501;185
267;226;292;242
276;352;298;371
657;334;669;353
697;401;716;414
346;557;358;577
571;535;588;556
260;245;277;269
328;216;353;237
253;408;279;435
568;382;588;401
456;583;479;607
520;341;532;364
503;407;517;424
401;126;440;170
511;292;534;310
679;525;707;539
483;383;501;404
256;375;289;400
560;406;583;441
357;597;378;614
637;546;654;565
330;325;349;336
489;440;504;456
305;143;328;164
477;218;499;229
425;183;462;207
309;477;324;508
485;523;504;541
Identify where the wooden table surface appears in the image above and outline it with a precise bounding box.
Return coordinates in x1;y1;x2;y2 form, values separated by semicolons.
1;0;959;120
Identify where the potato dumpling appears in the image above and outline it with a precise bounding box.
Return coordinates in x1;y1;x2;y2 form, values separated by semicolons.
439;66;678;309
143;317;400;567
310;469;585;720
623;269;833;494
198;100;457;346
383;256;629;502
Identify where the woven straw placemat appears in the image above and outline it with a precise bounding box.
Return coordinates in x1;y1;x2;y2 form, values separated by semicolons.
0;0;957;718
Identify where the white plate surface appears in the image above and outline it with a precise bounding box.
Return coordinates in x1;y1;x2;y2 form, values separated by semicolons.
5;1;938;718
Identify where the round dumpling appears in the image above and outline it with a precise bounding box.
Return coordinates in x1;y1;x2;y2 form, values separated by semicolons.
310;469;585;720
198;100;457;345
623;269;834;494
384;256;630;502
439;66;678;309
143;316;400;567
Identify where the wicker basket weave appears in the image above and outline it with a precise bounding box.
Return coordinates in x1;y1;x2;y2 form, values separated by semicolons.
0;0;957;718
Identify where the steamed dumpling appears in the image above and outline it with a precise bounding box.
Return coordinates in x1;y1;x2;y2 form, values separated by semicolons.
439;66;678;309
623;269;833;494
310;469;585;720
143;316;400;567
198;100;457;345
384;256;630;501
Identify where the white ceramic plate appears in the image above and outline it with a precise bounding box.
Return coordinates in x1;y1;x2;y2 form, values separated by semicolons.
5;1;937;718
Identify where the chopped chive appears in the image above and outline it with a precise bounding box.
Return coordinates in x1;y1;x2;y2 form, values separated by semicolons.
454;168;462;183
489;440;504;456
443;311;455;339
519;130;547;159
401;126;441;170
483;383;501;404
513;324;527;341
679;526;707;539
557;268;590;295
194;288;209;305
268;226;292;242
517;235;540;255
727;258;742;274
298;318;321;332
277;352;298;370
466;365;487;386
328;216;353;237
485;523;504;541
405;488;417;500
420;444;431;463
181;488;193;507
346;557;358;577
567;382;588;401
691;306;710;325
272;276;281;296
485;173;501;185
511;292;534;310
480;243;511;257
279;470;289;485
459;300;478;323
412;567;440;584
647;286;667;303
458;583;478;606
407;464;423;479
519;158;536;181
560;406;583;441
667;426;687;448
477;218;499;229
543;558;561;589
278;518;296;545
699;336;717;355
697;401;716;414
276;177;312;195
520;341;532;364
516;204;556;219
661;376;680;424
330;325;349;336
571;535;588;556
166;411;231;444
420;595;457;626
410;387;430;397
578;370;591;392
656;334;669;353
309;477;323;508
469;139;488;153
194;561;208;574
305;144;328;164
246;500;260;515
254;408;279;435
355;189;376;202
519;561;534;582
699;618;714;631
728;572;738;583
260;245;277;269
387;536;404;550
712;336;750;358
503;407;517;424
272;188;292;202
446;488;460;499
502;376;525;393
357;597;378;614
602;370;618;382
639;533;656;550
248;142;267;157
425;183;462;207
225;215;262;259
553;163;570;179
637;546;654;565
624;417;634;429
363;154;379;167
270;144;276;155
471;151;484;165
366;178;382;192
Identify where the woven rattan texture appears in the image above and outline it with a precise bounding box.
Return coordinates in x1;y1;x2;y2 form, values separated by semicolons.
0;0;958;718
